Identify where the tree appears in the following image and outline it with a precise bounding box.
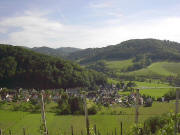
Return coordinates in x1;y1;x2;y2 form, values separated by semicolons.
68;96;84;114
126;81;136;88
57;93;71;114
0;56;17;78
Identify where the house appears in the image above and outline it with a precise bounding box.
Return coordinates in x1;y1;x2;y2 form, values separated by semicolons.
139;97;144;105
31;94;39;100
52;94;60;102
66;88;79;94
24;97;30;102
6;94;13;102
115;98;122;103
162;97;165;102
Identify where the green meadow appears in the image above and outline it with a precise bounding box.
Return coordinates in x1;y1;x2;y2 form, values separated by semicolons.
0;101;177;135
1;59;180;134
110;79;171;98
106;59;133;72
126;62;180;77
106;60;180;77
135;81;171;98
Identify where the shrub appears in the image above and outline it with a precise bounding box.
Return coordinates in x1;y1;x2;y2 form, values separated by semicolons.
88;105;98;115
11;102;40;112
164;89;177;101
128;112;180;135
57;94;84;115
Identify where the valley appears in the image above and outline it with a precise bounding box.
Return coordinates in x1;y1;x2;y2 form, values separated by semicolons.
0;39;180;135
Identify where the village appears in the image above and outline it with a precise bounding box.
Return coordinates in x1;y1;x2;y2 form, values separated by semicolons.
0;83;154;108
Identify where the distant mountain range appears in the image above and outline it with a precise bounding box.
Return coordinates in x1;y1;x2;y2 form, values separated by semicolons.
30;46;82;57
16;39;180;64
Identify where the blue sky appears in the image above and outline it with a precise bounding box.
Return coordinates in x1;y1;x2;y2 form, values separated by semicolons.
0;0;180;48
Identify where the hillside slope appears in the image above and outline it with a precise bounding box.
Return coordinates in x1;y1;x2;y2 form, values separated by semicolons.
68;39;180;64
106;60;180;75
0;44;106;89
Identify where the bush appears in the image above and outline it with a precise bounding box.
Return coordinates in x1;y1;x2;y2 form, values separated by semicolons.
88;105;98;115
157;97;162;102
0;101;5;109
57;94;84;115
11;102;40;112
57;105;71;115
128;112;180;135
164;89;177;101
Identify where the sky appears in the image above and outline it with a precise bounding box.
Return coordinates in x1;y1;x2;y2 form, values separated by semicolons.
0;0;180;49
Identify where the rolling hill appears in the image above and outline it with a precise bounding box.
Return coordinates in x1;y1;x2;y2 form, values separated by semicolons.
0;44;106;89
67;39;180;64
68;39;180;80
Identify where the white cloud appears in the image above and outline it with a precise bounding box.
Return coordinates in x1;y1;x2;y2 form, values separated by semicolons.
0;11;180;49
89;1;113;8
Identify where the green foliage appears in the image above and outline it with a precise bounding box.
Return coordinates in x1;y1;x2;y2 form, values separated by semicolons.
11;102;40;112
31;46;81;57
128;112;180;135
69;96;84;115
0;56;17;78
163;89;180;100
0;101;177;135
86;60;110;74
88;105;98;115
128;123;143;135
122;54;152;72
0;44;107;89
126;81;136;87
57;94;84;115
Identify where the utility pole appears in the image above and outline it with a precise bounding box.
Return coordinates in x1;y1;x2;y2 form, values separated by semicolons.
135;89;139;124
41;91;48;135
83;92;90;135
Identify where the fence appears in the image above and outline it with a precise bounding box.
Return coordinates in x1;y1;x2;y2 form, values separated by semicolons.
0;88;180;135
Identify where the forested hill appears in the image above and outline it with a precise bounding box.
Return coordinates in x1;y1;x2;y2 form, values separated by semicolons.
0;44;107;89
67;39;180;64
31;46;81;57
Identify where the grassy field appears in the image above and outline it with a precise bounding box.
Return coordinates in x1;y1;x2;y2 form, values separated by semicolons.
0;101;177;135
119;88;170;98
135;81;171;98
106;60;180;77
106;59;133;72
126;62;180;77
109;79;171;98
